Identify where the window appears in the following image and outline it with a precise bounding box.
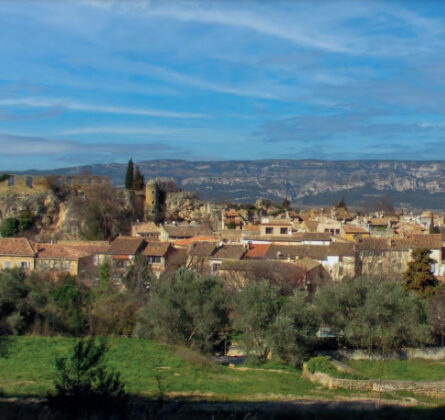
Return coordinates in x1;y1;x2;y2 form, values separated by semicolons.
339;266;344;276
280;227;288;235
212;263;220;273
20;261;29;269
4;261;10;268
63;262;70;271
25;176;32;187
265;227;273;234
149;256;161;263
93;255;99;265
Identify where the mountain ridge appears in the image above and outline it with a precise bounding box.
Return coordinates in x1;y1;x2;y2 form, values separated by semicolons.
7;159;445;210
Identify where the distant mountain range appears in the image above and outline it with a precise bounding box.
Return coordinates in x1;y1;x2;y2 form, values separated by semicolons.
12;160;445;210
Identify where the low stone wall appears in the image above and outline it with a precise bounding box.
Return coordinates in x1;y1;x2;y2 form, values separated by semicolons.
317;347;445;361
302;364;445;398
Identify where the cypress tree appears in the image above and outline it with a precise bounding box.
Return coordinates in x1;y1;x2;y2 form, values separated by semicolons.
403;248;438;296
125;159;134;189
133;165;145;190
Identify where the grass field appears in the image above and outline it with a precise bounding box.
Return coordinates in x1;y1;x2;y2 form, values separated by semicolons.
0;336;444;406
345;359;445;382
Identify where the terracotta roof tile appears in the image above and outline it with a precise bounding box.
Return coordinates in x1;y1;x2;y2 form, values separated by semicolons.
143;242;170;257
189;242;218;257
244;244;270;259
0;238;36;257
36;243;90;260
212;245;246;260
107;237;146;255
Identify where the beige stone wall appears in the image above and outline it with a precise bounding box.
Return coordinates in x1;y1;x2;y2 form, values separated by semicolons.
0;255;35;270
0;175;109;195
303;364;445;398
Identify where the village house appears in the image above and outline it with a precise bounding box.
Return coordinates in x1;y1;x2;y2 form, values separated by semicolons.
259;220;292;236
356;234;443;277
35;243;93;276
160;224;206;241
142;241;171;276
208;244;247;274
222;209;245;230
131;221;161;240
0;238;36;270
103;237;147;270
187;241;218;274
341;224;370;241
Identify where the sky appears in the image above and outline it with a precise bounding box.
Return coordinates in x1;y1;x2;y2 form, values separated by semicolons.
1;0;445;169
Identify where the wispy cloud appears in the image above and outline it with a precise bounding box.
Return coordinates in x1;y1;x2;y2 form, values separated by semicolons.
0;97;206;119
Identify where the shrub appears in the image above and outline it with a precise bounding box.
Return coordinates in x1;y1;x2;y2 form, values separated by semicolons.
306;356;337;375
0;217;19;237
49;338;127;415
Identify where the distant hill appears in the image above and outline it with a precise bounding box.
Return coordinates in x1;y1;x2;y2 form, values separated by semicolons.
10;159;445;210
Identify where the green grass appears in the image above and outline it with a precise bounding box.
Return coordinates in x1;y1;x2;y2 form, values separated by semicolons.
0;336;342;400
345;359;445;382
0;336;444;406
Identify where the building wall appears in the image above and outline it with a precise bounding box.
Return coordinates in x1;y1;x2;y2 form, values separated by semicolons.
0;175;109;195
0;255;35;270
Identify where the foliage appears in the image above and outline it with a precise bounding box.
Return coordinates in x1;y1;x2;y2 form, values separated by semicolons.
227;221;236;229
234;280;282;359
18;210;34;232
50;275;88;336
315;277;431;356
268;291;318;367
125;158;134;189
335;196;347;210
153;180;164;224
133;165;145;190
306;356;338;375
136;268;231;353
78;185;133;240
428;287;445;345
0;173;11;183
0;217;19;237
50;337;127;413
403;248;438;296
123;254;153;300
281;197;291;210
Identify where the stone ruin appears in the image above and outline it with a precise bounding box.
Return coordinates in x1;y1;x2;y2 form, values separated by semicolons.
0;175;110;194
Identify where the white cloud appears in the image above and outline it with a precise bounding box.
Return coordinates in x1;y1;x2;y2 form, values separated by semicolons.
0;97;206;119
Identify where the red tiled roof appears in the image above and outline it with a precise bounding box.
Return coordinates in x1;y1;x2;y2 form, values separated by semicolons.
244;244;270;259
107;237;146;255
36;243;91;260
0;238;36;257
142;242;170;257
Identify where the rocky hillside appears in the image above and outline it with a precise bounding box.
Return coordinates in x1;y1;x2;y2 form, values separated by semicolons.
13;160;445;209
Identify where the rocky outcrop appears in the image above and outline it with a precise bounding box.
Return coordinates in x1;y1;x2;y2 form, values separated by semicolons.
165;191;219;225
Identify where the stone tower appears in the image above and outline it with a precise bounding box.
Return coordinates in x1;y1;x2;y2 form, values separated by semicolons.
145;178;163;221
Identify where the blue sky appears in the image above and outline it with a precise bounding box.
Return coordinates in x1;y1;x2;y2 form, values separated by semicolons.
1;0;445;169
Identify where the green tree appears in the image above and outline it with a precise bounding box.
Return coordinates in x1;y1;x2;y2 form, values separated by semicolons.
315;277;431;354
124;254;153;299
234;280;281;360
50;275;87;336
18;210;34;232
403;248;438;296
282;197;291;210
429;287;445;346
268;291;318;367
50;338;127;414
133;165;145;190
136;268;231;353
125;158;134;189
0;217;19;237
429;214;438;234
